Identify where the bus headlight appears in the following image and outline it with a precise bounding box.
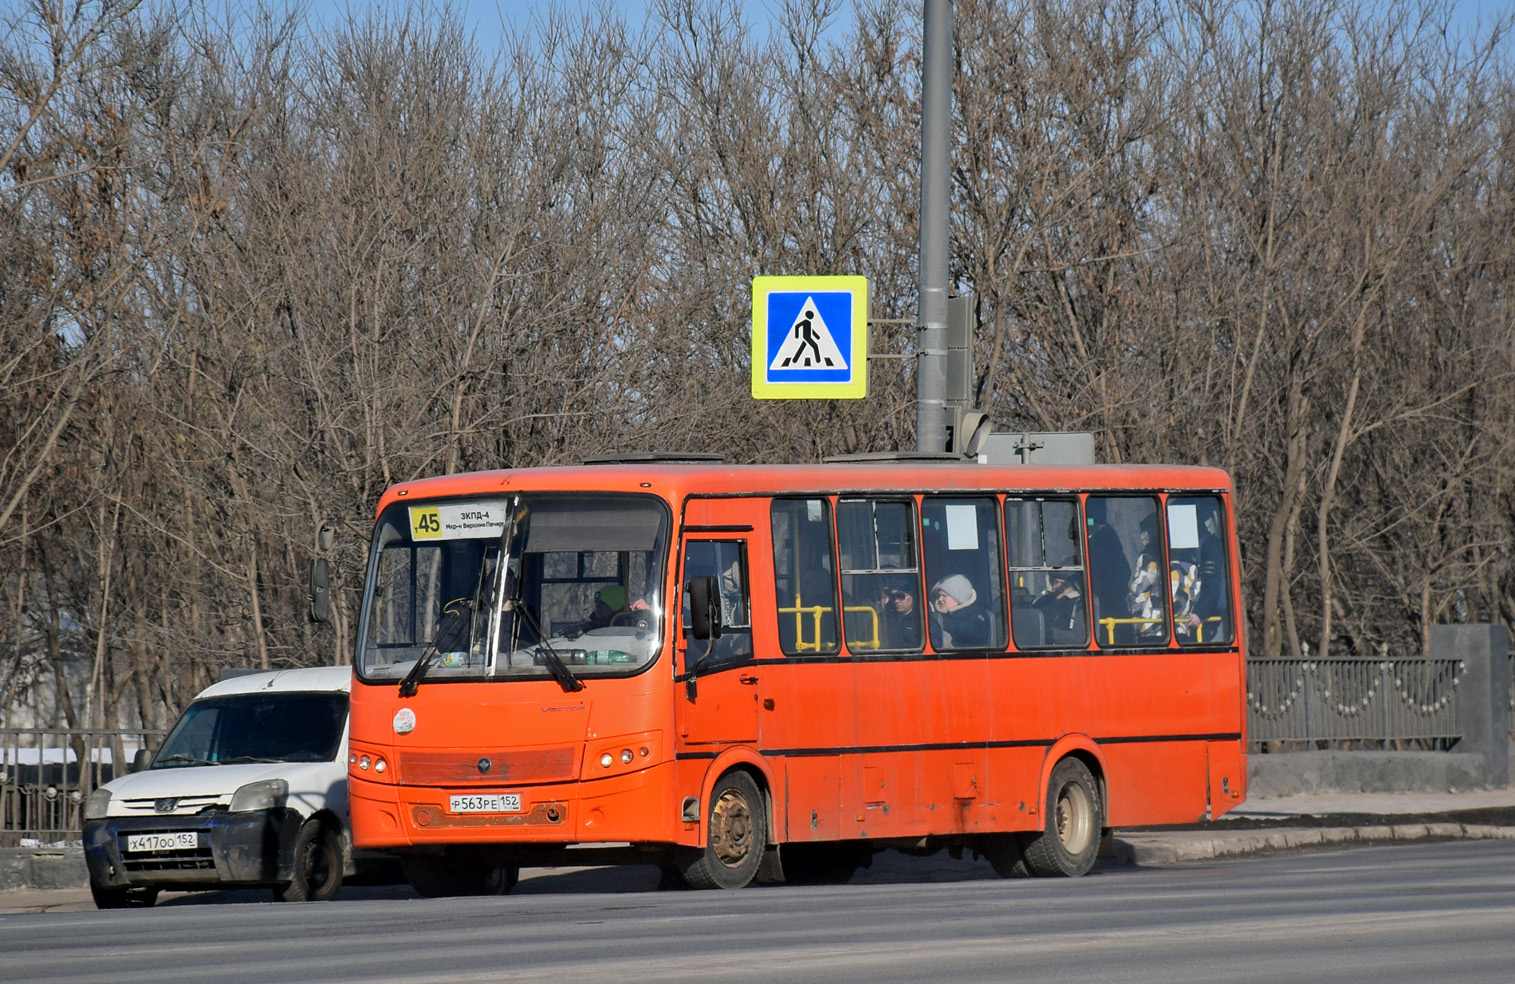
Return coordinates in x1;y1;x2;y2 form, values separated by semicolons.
230;778;288;813
85;788;111;820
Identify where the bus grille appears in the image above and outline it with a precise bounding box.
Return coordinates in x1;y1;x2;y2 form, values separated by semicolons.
396;746;578;786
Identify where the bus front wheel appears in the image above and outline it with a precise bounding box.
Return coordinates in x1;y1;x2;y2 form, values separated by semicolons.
678;770;766;890
1023;757;1102;877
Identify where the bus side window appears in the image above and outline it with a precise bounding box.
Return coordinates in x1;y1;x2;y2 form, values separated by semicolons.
1087;496;1167;648
1005;498;1089;649
920;496;1007;651
681;540;752;663
1166;496;1232;645
771;499;839;655
837;498;922;653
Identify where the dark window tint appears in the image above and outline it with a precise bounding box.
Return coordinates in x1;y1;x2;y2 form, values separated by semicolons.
153;693;348;767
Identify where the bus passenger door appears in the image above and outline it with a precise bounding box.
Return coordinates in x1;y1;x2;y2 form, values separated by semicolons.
676;537;760;748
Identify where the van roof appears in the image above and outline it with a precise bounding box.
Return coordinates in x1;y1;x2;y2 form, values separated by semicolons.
194;665;352;700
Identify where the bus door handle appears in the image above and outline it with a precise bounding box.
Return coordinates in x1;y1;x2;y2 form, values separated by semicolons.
738;675;759;686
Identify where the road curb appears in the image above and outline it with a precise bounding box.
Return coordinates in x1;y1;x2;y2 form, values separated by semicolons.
1113;822;1515;865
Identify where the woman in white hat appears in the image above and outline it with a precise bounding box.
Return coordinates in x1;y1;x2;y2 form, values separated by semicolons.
929;574;990;649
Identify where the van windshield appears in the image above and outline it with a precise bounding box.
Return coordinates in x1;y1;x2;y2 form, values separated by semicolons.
152;693;349;768
356;493;670;684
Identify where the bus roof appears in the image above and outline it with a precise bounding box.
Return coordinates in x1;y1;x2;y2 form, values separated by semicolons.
373;460;1232;517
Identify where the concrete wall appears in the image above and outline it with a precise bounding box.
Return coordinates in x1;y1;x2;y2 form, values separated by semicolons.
1249;750;1489;798
0;848;86;892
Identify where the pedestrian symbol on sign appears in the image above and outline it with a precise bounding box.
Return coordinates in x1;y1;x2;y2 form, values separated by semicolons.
770;298;846;371
751;275;867;399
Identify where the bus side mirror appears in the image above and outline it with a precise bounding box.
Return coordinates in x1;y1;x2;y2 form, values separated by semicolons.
308;558;331;623
687;575;722;640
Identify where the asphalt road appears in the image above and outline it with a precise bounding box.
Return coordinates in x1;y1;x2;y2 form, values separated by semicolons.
4;841;1513;984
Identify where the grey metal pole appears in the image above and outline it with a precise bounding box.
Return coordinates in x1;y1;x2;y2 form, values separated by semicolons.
915;0;952;453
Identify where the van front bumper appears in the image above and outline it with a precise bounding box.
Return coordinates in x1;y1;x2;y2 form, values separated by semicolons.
84;809;303;891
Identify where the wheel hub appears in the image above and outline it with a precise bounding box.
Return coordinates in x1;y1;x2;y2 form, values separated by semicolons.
709;788;754;867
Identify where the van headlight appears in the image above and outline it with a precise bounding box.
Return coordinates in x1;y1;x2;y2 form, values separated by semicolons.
84;788;111;820
229;779;288;813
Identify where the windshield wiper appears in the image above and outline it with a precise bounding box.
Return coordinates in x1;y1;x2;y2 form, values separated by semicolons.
398;601;471;698
220;756;283;764
514;601;585;693
154;753;215;768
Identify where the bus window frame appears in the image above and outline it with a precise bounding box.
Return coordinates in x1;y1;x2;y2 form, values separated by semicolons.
1005;495;1091;651
836;496;923;655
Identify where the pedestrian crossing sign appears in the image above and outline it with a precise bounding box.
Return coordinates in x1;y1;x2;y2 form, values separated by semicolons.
751;275;868;399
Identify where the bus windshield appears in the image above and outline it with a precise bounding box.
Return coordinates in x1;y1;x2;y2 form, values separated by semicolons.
357;493;670;685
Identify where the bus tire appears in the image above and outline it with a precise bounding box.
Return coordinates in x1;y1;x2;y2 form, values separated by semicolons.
1024;757;1102;877
678;770;766;890
403;852;519;897
276;819;344;902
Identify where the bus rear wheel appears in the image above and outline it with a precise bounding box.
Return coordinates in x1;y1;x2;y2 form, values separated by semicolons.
678;770;766;890
1024;757;1102;878
403;851;519;897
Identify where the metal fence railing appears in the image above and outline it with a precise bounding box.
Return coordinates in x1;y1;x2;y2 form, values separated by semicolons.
1247;655;1464;751
0;728;166;847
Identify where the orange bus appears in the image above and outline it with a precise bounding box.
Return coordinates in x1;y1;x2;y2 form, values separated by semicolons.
346;456;1246;892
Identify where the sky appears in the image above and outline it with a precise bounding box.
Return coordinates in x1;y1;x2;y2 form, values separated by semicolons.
298;0;1511;48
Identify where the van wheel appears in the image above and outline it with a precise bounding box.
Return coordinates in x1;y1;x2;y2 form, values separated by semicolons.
1024;757;1103;877
403;852;519;897
91;884;159;909
277;819;344;902
677;770;765;890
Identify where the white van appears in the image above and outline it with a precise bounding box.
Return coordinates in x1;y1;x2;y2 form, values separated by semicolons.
82;666;353;908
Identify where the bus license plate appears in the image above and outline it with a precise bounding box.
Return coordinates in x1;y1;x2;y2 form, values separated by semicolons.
449;793;522;814
126;831;198;852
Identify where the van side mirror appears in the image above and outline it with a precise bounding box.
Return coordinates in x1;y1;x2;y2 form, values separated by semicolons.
131;748;153;773
687;575;722;640
308;558;330;623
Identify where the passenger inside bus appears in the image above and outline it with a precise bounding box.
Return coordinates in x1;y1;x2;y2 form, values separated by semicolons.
1126;515;1167;640
878;579;922;650
1085;497;1131;641
928;574;990;649
1031;572;1086;646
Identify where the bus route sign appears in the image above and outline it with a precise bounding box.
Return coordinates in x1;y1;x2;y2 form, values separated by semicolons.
751;275;868;399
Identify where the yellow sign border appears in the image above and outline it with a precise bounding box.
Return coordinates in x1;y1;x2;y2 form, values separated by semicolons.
751;275;868;399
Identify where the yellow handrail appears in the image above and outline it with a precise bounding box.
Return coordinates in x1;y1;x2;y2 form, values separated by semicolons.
776;599;882;651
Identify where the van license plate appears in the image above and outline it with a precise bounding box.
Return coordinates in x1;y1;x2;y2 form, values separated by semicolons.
449;793;522;814
126;831;198;852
